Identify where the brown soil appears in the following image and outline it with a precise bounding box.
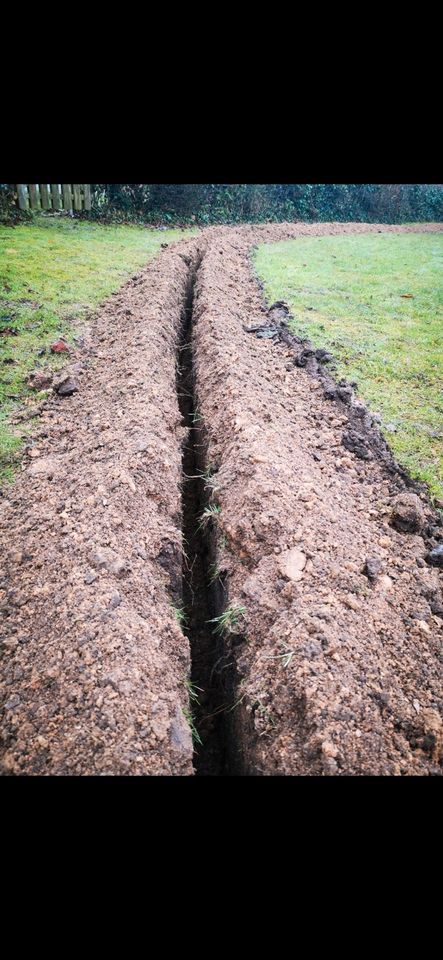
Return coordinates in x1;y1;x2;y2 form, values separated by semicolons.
0;239;203;775
193;222;443;776
1;222;442;776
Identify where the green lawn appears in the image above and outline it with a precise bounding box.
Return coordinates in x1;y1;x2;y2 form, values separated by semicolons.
254;233;443;500
0;217;195;482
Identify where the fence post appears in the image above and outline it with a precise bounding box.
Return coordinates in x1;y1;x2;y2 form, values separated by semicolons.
40;184;50;209
62;184;73;210
28;184;39;209
16;185;29;209
15;183;91;212
51;184;61;210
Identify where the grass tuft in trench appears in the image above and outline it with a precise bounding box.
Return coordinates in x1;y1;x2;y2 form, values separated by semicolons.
208;604;247;636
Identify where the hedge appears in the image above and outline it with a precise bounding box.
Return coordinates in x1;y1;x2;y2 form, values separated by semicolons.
1;183;442;225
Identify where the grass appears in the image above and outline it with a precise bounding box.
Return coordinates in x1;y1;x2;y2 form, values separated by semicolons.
184;680;203;747
172;604;187;628
254;233;443;500
185;679;202;704
0;216;195;483
183;707;203;747
197;503;221;531
263;641;298;668
208;604;246;636
208;562;222;584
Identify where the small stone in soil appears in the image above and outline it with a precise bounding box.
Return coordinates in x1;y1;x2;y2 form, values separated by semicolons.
256;327;279;339
55;378;78;397
50;339;70;354
278;547;307;582
5;695;21;710
109;592;122;608
363;557;382;580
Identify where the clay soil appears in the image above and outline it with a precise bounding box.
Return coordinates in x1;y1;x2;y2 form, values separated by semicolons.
1;222;442;776
0;240;204;775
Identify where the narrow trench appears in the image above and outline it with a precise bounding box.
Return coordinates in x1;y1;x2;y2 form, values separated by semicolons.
176;257;230;776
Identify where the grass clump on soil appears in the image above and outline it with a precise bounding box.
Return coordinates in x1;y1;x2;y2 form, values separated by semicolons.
208;604;246;636
197;503;221;531
0;217;196;484
185;679;202;704
254;233;443;500
183;708;203;747
173;604;188;628
208;562;222;584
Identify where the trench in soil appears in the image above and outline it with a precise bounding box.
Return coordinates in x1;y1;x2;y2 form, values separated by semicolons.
177;257;233;776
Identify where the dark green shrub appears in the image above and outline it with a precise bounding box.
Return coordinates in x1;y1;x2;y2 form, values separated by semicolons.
2;183;442;226
0;184;32;224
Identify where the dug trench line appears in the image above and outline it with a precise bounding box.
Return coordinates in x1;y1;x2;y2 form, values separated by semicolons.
1;221;442;776
176;252;228;775
174;220;443;776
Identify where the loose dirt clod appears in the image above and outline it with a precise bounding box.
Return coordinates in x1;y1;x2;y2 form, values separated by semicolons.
363;557;383;580
426;545;443;568
27;370;53;391
391;493;425;534
279;548;307;582
50;339;70;354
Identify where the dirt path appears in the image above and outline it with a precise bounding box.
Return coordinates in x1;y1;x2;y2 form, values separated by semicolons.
1;222;442;776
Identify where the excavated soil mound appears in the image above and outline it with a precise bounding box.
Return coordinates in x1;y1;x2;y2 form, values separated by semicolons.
1;221;442;776
0;239;203;775
193;222;443;776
